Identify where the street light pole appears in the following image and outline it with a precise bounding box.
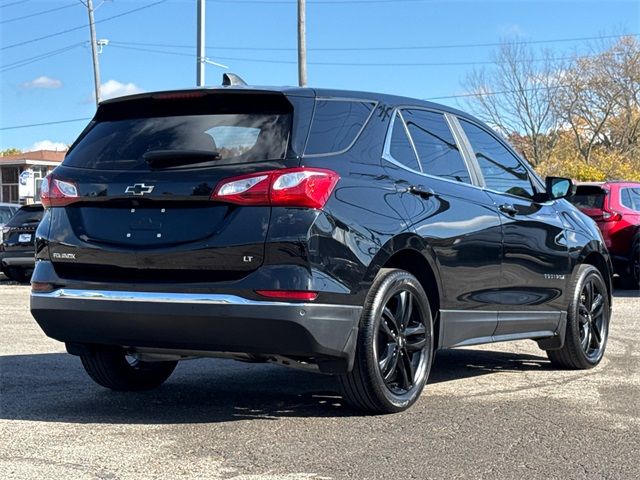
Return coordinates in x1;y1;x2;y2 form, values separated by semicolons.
86;0;101;107
196;0;205;86
297;0;307;87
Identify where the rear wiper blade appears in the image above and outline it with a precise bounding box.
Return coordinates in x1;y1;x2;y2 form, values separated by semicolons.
143;149;221;168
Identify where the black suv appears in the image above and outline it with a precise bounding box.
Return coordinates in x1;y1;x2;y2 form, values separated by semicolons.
1;204;44;282
30;84;612;413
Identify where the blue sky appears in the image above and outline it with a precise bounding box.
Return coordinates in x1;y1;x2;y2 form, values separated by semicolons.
0;0;638;151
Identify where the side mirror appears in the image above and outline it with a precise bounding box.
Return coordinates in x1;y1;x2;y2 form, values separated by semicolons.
546;176;575;200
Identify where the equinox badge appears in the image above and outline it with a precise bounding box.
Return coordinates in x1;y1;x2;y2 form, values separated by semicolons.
125;183;155;196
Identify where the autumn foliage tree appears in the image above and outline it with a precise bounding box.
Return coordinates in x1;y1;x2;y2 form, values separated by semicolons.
464;35;640;181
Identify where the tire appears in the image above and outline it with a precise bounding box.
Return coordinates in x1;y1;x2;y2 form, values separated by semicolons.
80;346;178;391
547;265;610;369
340;268;434;414
3;266;29;283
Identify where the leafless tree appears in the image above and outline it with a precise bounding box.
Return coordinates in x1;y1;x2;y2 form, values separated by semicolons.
463;42;563;166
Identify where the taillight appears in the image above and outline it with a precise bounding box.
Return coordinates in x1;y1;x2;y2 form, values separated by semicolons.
212;168;339;209
41;174;79;207
256;290;318;301
602;210;623;222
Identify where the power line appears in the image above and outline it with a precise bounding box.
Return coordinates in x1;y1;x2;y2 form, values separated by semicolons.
0;42;85;72
0;0;30;8
0;82;601;130
0;118;91;131
425;84;572;101
207;0;444;4
110;32;638;53
109;43;605;67
0;2;76;24
1;0;169;51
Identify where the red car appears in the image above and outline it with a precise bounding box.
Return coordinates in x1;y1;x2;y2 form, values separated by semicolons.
570;181;640;287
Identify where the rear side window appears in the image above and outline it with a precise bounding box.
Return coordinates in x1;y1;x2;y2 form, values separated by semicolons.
304;99;375;155
402;109;471;184
571;186;606;209
64;113;291;170
388;113;421;171
6;206;43;226
460;119;535;199
621;187;640;211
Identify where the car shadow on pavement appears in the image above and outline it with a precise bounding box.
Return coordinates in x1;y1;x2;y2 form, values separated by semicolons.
0;348;551;424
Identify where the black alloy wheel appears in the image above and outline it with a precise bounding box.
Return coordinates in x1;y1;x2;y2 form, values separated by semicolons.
547;265;610;369
340;268;433;413
377;290;428;395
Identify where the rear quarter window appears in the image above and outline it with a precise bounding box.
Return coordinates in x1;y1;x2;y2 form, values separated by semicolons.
304;99;376;156
620;187;640;212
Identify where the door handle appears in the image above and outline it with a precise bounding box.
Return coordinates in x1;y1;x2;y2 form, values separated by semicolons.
499;203;518;216
409;185;435;198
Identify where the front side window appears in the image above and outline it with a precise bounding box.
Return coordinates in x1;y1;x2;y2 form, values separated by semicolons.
402;109;471;184
459;119;535;199
387;113;421;171
304;99;375;155
621;187;640;212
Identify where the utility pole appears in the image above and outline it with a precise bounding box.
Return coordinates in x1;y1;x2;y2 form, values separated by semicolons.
297;0;307;87
86;0;101;107
196;0;205;86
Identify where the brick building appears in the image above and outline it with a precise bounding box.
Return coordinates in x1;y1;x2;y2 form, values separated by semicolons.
0;150;65;204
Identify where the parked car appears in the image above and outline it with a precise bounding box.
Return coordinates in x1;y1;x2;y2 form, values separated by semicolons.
570;182;640;288
0;204;44;282
30;82;613;413
0;202;20;246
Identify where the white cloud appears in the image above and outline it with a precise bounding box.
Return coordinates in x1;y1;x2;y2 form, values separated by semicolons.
21;76;63;89
99;79;143;100
499;23;526;38
25;140;68;152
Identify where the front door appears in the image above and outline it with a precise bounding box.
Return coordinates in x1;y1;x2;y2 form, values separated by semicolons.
457;118;569;339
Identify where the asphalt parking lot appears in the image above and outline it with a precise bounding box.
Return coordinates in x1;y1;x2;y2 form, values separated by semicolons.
1;278;639;480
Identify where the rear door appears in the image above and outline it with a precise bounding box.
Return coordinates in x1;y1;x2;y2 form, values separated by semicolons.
457;118;568;338
383;108;504;347
47;91;298;283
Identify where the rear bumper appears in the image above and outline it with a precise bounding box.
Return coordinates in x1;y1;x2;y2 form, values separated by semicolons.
30;289;362;373
0;251;35;268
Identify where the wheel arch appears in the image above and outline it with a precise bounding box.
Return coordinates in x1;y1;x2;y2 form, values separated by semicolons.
578;247;613;304
366;235;443;349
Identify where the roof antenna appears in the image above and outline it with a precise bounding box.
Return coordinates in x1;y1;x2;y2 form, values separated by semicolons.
222;73;247;86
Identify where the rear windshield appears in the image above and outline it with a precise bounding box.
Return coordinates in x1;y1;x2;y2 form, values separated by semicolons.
0;206;16;224
7;206;43;226
63;113;291;170
570;186;606;209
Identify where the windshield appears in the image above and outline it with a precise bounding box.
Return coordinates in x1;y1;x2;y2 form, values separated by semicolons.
63;113;291;170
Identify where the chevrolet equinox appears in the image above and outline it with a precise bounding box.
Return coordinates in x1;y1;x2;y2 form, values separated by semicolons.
30;80;613;413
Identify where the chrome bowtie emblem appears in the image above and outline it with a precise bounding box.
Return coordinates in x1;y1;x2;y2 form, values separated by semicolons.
125;183;154;196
